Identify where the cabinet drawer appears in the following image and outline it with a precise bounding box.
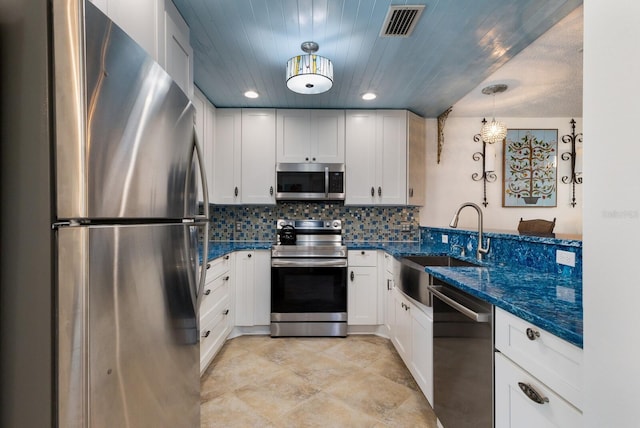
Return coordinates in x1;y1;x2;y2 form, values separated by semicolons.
204;253;233;282
495;307;583;409
200;271;231;318
495;352;582;428
200;296;232;374
348;250;377;266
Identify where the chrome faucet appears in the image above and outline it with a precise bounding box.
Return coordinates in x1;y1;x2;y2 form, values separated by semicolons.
449;202;490;261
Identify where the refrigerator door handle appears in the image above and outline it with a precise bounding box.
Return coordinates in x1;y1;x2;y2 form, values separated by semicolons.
192;129;209;305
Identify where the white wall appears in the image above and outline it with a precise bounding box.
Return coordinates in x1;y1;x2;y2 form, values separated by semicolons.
583;1;640;427
420;116;583;235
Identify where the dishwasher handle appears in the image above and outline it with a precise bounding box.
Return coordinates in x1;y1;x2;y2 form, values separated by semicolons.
428;285;491;323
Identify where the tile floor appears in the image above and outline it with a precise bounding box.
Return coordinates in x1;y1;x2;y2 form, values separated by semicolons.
200;335;438;427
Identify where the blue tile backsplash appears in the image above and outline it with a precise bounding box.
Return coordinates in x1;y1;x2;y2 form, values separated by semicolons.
208;202;420;242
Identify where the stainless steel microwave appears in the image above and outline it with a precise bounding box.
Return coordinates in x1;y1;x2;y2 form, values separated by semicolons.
275;163;345;201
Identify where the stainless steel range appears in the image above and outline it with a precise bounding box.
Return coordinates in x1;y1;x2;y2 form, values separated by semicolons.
271;219;348;337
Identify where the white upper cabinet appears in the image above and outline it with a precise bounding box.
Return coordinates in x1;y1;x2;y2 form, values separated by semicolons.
346;110;409;205
88;0;159;61
213;109;276;205
158;0;193;98
193;87;215;203
241;109;276;204
276;109;345;163
212;109;242;204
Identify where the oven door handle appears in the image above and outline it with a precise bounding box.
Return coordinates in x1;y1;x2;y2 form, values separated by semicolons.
428;285;491;323
271;258;348;268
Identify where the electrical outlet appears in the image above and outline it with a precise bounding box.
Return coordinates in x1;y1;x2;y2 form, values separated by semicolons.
235;221;242;232
556;250;576;267
441;234;449;244
401;222;411;232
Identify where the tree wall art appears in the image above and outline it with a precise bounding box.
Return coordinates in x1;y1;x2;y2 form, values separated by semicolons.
503;129;558;207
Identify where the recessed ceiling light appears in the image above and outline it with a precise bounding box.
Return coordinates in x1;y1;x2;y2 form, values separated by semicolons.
244;90;259;99
362;92;377;100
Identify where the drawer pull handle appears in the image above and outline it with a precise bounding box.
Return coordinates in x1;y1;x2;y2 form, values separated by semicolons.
350;271;355;281
526;327;541;341
202;330;211;338
206;263;211;270
204;289;211;295
224;255;230;260
222;309;230;315
518;382;549;405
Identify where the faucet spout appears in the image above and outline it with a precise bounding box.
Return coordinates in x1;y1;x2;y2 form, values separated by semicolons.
449;202;490;261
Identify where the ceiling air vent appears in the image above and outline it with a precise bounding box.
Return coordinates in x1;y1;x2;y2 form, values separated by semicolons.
380;5;425;37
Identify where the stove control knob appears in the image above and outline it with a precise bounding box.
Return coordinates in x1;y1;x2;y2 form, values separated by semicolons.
333;221;340;228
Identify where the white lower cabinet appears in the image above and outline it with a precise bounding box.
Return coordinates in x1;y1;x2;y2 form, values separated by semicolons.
347;250;380;325
494;307;583;427
200;253;234;374
410;302;434;405
495;352;582;428
235;250;271;326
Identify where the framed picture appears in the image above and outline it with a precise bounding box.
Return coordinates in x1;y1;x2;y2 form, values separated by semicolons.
503;129;558;207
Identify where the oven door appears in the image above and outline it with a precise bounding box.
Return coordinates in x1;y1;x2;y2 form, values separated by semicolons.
271;258;347;319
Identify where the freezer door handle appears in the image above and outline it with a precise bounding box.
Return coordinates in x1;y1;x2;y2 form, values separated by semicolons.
192;129;209;307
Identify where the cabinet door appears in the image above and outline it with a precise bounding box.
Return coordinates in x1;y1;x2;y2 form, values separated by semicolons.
276;109;311;162
234;251;255;326
407;111;426;206
89;0;159;61
212;109;241;204
252;251;271;326
377;110;407;205
241;109;276;204
495;352;583;428
311;110;345;163
162;0;193;97
345;110;377;205
383;269;395;334
392;289;412;364
411;305;434;405
347;266;378;325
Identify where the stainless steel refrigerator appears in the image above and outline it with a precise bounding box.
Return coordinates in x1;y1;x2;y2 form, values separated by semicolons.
0;1;209;427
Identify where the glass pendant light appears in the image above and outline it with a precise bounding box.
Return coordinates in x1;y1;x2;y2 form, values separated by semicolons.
480;84;508;144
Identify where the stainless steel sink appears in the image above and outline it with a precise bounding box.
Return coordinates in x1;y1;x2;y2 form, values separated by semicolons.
402;255;480;268
398;255;479;307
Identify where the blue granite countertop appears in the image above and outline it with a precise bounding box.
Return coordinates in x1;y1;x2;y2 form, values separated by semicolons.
348;241;582;348
204;240;583;348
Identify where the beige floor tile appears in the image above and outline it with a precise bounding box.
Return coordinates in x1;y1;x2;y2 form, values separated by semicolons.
201;335;437;427
201;392;275;428
201;350;286;402
235;369;320;423
280;392;383;428
324;371;413;420
377;394;438;428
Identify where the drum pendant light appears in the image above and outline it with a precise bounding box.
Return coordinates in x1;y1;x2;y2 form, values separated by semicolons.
286;42;333;94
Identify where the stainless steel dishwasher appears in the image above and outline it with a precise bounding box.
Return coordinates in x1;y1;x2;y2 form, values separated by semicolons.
429;281;493;428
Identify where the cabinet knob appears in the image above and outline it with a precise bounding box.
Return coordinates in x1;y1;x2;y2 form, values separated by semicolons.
526;327;540;341
371;187;375;197
361;250;365;255
312;157;316;161
378;186;382;197
206;263;211;270
234;186;239;197
350;271;355;281
305;157;309;161
270;186;274;196
248;253;252;258
222;309;230;315
224;255;230;260
204;289;211;295
202;330;211;338
517;382;549;405
223;275;230;281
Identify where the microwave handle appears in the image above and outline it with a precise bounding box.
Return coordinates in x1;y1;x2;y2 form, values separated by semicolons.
324;166;329;198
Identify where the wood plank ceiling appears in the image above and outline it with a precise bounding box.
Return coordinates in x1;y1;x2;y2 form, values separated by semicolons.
172;0;582;117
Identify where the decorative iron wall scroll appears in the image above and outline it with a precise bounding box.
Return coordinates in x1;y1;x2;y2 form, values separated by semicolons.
503;129;558;207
